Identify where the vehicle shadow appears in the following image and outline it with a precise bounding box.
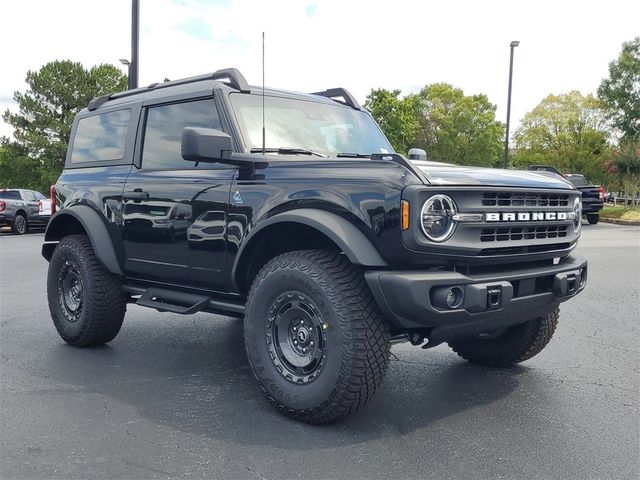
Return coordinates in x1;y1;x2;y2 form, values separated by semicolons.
36;314;525;450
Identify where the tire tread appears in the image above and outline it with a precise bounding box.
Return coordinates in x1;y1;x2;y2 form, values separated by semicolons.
449;308;559;368
47;234;127;347
244;250;391;424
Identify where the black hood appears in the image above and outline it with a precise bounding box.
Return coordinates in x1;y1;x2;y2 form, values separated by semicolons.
410;161;575;190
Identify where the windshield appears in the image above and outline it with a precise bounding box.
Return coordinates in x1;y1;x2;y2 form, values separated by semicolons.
566;175;588;187
230;93;393;157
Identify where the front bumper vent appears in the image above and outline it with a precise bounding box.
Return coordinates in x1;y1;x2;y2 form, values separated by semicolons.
481;225;569;242
482;191;570;207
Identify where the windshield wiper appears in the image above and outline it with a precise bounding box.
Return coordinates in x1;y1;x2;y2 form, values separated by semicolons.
250;147;326;157
337;152;371;158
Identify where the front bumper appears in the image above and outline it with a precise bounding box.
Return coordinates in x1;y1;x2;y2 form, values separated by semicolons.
365;255;587;342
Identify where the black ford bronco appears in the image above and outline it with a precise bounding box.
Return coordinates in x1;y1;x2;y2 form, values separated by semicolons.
43;68;587;423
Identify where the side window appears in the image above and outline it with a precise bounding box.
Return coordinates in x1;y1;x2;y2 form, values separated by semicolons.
141;99;222;170
70;109;131;164
23;191;36;201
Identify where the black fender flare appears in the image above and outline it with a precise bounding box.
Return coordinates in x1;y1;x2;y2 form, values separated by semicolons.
231;208;387;285
42;205;123;276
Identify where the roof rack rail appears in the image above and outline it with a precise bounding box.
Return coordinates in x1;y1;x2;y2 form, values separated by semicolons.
311;87;361;110
88;68;250;111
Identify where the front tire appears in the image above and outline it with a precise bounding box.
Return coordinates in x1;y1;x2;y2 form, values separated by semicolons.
448;308;559;368
244;250;391;424
11;213;27;235
587;213;599;225
47;235;127;347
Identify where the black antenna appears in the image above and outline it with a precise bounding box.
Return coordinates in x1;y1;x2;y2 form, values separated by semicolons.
262;31;266;155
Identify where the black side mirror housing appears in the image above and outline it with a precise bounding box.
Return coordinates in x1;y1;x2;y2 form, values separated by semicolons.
181;126;268;180
181;127;233;163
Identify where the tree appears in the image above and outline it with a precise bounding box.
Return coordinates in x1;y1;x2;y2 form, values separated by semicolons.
2;60;127;182
0;139;45;191
364;89;419;154
512;92;612;185
410;84;504;166
598;37;640;142
608;140;640;200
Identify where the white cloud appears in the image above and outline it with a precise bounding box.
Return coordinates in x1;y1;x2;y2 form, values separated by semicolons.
1;0;639;141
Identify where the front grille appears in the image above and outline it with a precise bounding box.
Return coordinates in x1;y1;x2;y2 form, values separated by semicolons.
479;243;571;256
480;225;569;242
482;191;570;207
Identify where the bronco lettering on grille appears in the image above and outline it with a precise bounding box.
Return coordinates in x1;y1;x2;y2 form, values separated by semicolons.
485;212;568;222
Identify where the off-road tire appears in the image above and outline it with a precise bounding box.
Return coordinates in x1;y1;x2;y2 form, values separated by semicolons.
448;308;559;368
11;213;28;235
587;214;599;225
244;250;391;424
47;234;127;347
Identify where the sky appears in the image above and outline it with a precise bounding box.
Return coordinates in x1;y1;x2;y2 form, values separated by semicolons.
1;0;638;140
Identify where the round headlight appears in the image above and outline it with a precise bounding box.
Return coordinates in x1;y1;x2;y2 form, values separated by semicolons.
573;196;581;233
420;194;457;242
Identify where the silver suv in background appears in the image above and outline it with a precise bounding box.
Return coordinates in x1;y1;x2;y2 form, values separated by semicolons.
0;189;51;234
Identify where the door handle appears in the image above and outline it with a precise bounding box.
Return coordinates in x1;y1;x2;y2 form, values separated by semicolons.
123;190;149;201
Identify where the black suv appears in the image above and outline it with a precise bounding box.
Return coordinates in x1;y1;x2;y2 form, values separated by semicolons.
43;68;587;423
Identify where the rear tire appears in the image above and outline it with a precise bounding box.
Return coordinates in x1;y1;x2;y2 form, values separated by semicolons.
11;213;27;235
47;234;127;347
244;250;391;424
587;213;599;225
448;308;559;368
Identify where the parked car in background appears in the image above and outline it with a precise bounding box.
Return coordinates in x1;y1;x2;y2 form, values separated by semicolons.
527;167;604;224
563;174;605;224
0;188;51;234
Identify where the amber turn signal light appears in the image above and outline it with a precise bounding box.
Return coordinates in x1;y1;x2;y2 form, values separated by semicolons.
401;200;410;230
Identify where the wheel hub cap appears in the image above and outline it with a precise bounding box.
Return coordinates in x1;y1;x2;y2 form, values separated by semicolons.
58;260;84;322
266;292;327;384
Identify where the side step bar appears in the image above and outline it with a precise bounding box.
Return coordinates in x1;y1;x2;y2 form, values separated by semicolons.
123;285;245;317
137;287;210;314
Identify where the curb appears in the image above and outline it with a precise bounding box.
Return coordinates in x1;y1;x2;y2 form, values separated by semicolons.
600;217;640;226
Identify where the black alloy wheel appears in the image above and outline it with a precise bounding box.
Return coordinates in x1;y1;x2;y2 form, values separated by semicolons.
267;291;327;384
57;259;84;322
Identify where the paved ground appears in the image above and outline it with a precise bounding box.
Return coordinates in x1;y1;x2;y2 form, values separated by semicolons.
1;223;638;480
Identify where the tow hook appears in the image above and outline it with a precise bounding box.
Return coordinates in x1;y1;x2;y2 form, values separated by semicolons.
487;287;502;310
552;269;584;297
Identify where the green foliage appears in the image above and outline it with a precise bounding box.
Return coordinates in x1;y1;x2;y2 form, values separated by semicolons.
364;89;418;154
512;91;613;185
410;84;504;166
2;60;127;187
602;205;640;221
608;140;640;199
598;37;640;142
0;139;46;192
365;84;504;166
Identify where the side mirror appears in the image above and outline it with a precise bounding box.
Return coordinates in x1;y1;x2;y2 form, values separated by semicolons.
181;127;232;163
407;148;427;161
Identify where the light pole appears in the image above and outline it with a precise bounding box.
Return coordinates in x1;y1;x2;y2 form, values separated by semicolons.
119;59;132;89
503;40;519;169
130;0;139;90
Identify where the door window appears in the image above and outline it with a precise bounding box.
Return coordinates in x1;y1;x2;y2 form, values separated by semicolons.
141;99;222;170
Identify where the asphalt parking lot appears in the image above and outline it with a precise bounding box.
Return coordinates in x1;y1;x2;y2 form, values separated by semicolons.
1;223;638;480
